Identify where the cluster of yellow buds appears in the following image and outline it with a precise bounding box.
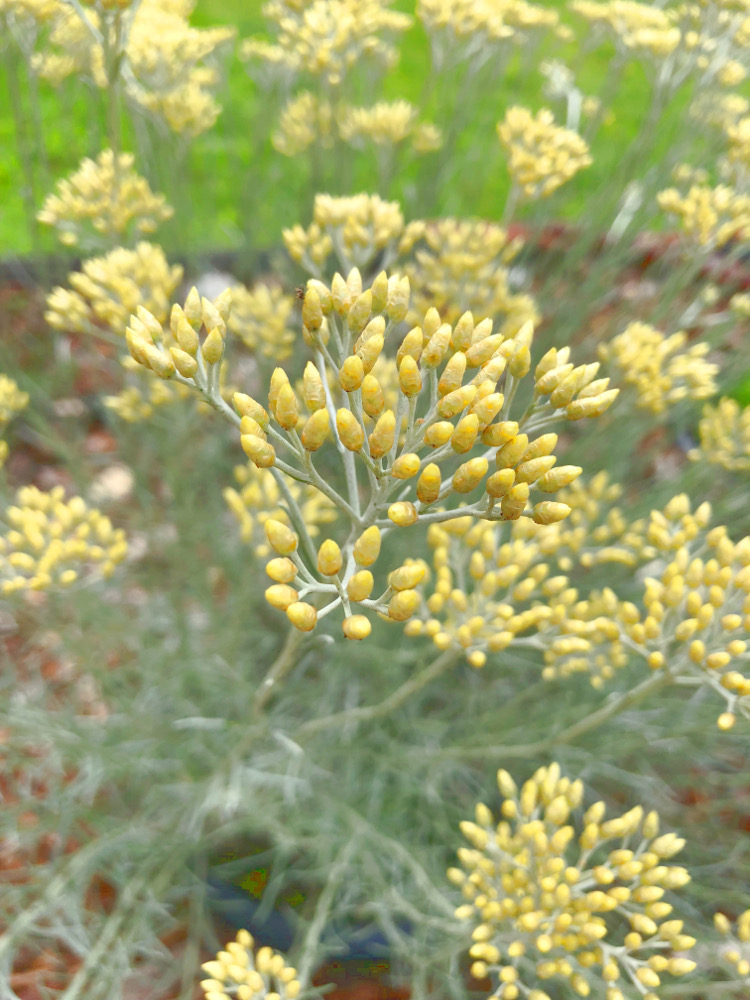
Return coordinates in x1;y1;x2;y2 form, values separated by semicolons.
338;101;442;151
103;375;185;423
417;0;566;67
689;397;750;472
728;116;750;170
599;322;717;415
715;910;750;984
126;264;616;638
497;107;592;199
0;485;127;594
272;92;336;157
228;283;297;362
571;0;680;58
451;764;696;1000
200;929;301;1000
45;242;183;340
33;0;235;137
283;193;405;274
657;182;750;248
36;149;173;248
0;374;30;469
224;464;336;557
241;0;411;88
401;218;537;333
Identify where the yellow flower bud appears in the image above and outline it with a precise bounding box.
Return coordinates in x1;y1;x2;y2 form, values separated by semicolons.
331;273;352;315
269;368;291;415
145;344;176;379
265;584;299;610
388;502;419;526
422;324;452;368
470;392;504;430
343;615;372;640
451;311;474;352
566;389;619;420
173;313;199;355
241;435;276;468
353;527;381;567
371;271;388;313
202;328;224;365
339;355;365;392
369;410;396;458
388;589;421;621
389;563;426;590
481;420;518;447
361;374;385;418
486;469;515;499
301;408;330;451
536;363;574;394
537;466;582;492
466;334;504;369
417;464;441;504
439;353;467;396
184;286;202;328
317;539;343;576
386;275;410;322
452;414;479;453
424;421;454;447
348;290;373;334
453;458;488;494
357;333;384;374
275;384;300;430
169;346;198;378
521;434;558;461
302;287;323;331
201;297;225;335
286;601;317;631
496;435;529;469
501;483;530;520
392;453;421;479
266;558;297;583
399;356;422;397
438;385;477;418
265;519;298;555
234;393;269;428
240;415;266;439
509;344;531;378
337;409;364;451
515;456;557;484
301;362;326;412
397;327;424;366
347;570;374;601
126;330;151;367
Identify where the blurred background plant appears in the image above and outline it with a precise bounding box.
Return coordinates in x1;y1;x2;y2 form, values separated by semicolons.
1;0;750;999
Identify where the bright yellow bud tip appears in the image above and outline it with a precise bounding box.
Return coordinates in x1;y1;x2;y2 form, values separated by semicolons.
389;563;426;591
241;435;276;469
286;602;317;631
453;458;488;494
265;584;298;610
265;519;298;555
317;539;343;576
533;501;571;525
718;711;736;730
486;468;515;499
234;393;269;428
343;615;372;640
201;328;224;365
391;453;420;479
399;355;422;396
353;526;381;566
388;589;420;621
388;502;419;527
336;409;365;451
347;570;374;602
275;384;300;430
301;408;330;451
339;355;365;392
417;464;441;504
266;558;297;583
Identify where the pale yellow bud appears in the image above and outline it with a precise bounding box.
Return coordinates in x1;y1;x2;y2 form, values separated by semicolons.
234;393;269;428
451;311;474;352
470;393;503;430
269;368;291;415
201;328;224;365
184;286;202;328
452;415;479;453
343;615;372;640
386;275;410;322
265;519;298;555
266;558;297;583
287;601;317;631
537;466;582;492
265;584;299;610
438;385;477;418
301;408;330;451
422;324;452;368
361;374;385;417
509;344;531;378
126;330;151;367
501;483;530;520
169;346;198;378
496;435;529;469
417;464;441;504
337;409;364;451
388;502;419;527
331;273;352;315
354;527;381;567
466;334;504;369
397;327;424;366
275;384;300;430
439;353;467;396
399;356;422;397
392;453;420;479
369;410;396;458
388;589;420;621
201;297;225;335
347;570;374;601
515;456;557;484
145;345;175;379
486;469;515;499
241;435;276;468
173;312;199;355
390;563;426;590
302;287;323;331
348;290;373;334
339;355;365;392
357;334;384;374
424;421;455;447
566;389;619;420
317;539;343;576
453;458;488;494
371;271;388;313
481;420;518;447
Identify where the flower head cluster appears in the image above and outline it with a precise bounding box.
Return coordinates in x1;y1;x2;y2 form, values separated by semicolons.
572;0;680;57
657;183;750;248
241;0;411;87
728;116;750;169
37;150;173;249
339;101;442;151
690;397;750;472
599;323;717;414
283;193;405;273
224;464;336;556
0;374;30;470
451;764;696;1000
272;91;336;156
417;0;565;69
45;243;183;339
402;218;536;332
0;485;128;594
200;929;301;1000
124;269;617;638
714;910;750;984
33;0;234;137
498;107;592;199
228;283;296;362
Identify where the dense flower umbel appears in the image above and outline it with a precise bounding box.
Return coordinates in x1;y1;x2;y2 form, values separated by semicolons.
657;183;750;248
227;283;297;362
126;270;616;636
599;322;717;414
0;485;127;594
338;101;442;150
451;764;696;1000
497;107;592;199
0;375;30;470
37;150;172;249
690;397;750;471
45;242;183;340
715;910;750;984
200;929;301;1000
